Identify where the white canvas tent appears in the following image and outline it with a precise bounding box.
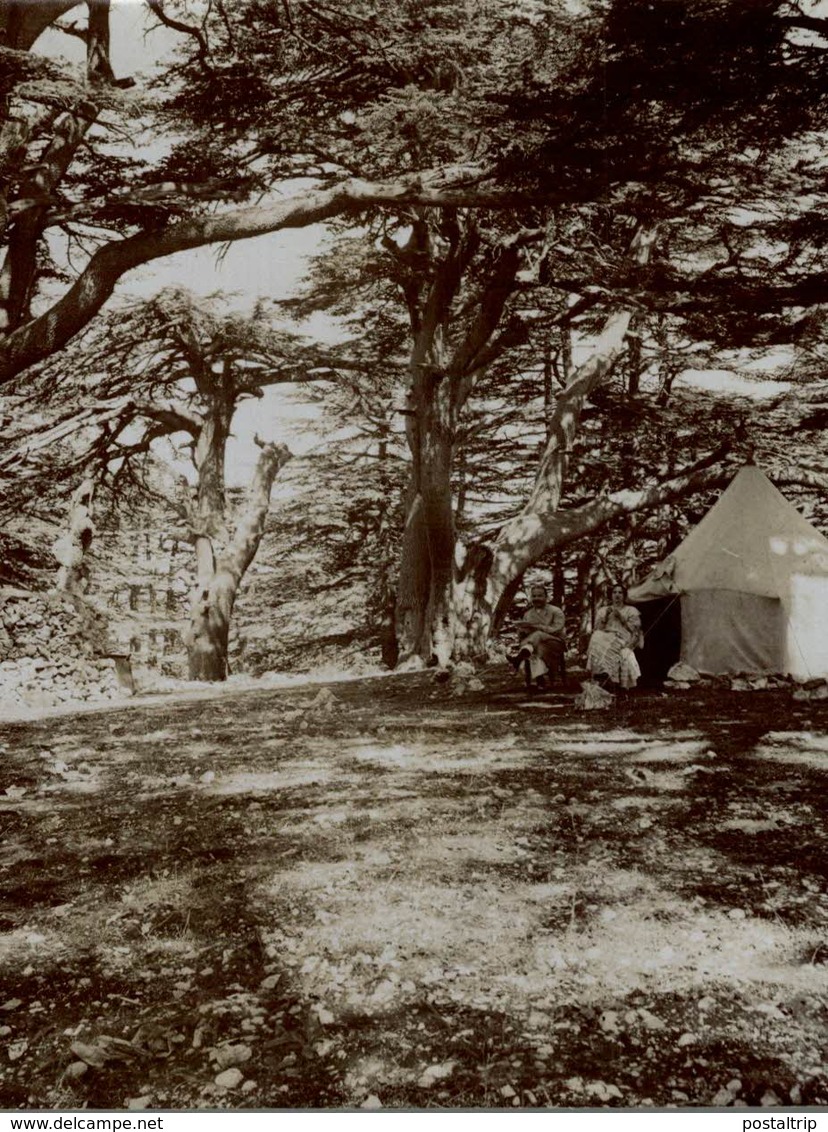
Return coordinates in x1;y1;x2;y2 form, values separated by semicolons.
628;466;828;678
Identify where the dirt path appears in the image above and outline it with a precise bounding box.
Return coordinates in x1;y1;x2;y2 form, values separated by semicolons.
1;672;827;1110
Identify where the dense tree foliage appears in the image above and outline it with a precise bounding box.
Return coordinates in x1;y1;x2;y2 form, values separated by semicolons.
4;0;828;673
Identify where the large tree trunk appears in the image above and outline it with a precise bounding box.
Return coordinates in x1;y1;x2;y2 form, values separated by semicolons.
392;218;527;665
374;436;401;669
53;477;95;593
185;553;235;681
184;438;290;681
0;1;114;331
394;409;457;665
392;217;465;665
1;109;94;330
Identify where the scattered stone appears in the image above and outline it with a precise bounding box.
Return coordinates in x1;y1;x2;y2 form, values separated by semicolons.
760;1090;782;1107
584;1081;623;1102
677;1032;696;1048
500;1085;517;1099
417;1062;456;1088
793;681;828;701
371;979;396;1004
70;1040;108;1067
211;1044;252;1070
214;1068;244;1089
598;1010;620;1034
65;1061;88;1080
126;1096;152;1111
361;1095;383;1110
259;974;281;991
240;1080;257;1095
637;1009;665;1031
0;999;22;1011
727;908;746;920
199;771;215;784
7;1040;28;1062
667;663;701;684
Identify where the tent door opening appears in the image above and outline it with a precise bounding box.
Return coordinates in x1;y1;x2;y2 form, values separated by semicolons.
635;597;681;687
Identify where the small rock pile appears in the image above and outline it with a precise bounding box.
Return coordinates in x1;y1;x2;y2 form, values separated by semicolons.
0;587;131;713
664;663;790;693
663;661;704;690
792;678;828;702
729;674;789;691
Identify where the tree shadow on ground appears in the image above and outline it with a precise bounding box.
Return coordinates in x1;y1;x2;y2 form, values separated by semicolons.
0;672;826;1108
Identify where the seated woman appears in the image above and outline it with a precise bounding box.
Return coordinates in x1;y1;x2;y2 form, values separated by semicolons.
587;584;643;691
509;583;566;689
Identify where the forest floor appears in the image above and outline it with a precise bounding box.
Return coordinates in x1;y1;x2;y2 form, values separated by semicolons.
0;668;827;1111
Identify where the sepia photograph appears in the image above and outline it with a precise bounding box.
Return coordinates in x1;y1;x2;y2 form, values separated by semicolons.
1;0;827;1116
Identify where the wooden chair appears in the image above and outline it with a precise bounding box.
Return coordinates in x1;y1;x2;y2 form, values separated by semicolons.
522;649;567;692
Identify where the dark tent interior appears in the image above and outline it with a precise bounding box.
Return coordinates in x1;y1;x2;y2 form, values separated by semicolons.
635;596;682;687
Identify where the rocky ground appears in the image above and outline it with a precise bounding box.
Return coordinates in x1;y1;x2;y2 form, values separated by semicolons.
0;669;826;1111
0;589;127;714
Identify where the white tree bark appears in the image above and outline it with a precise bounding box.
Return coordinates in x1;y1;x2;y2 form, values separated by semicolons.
184;439;291;681
53;477;95;593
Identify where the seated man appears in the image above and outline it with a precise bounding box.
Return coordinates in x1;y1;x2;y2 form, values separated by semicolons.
509;583;566;689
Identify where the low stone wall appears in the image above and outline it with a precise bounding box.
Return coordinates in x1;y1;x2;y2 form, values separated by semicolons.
0;588;132;713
